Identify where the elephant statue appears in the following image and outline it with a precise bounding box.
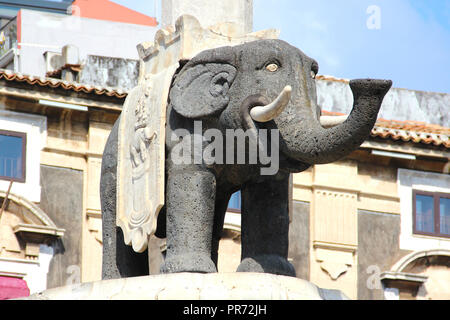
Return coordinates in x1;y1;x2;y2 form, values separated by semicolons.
100;39;392;279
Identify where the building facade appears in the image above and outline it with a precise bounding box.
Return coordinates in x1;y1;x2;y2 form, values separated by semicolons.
1;64;448;301
0;1;157;298
0;0;448;300
0;69;122;296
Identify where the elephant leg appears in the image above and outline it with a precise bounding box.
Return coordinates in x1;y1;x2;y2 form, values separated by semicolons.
160;169;217;273
210;192;232;268
100;118;149;279
237;171;296;277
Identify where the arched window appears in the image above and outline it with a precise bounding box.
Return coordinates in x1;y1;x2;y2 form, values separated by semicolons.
0;191;64;298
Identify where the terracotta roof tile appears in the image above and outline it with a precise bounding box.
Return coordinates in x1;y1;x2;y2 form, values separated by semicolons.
322;110;450;148
316;75;350;83
0;69;127;98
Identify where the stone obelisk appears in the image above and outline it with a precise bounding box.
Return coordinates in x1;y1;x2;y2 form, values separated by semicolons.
161;0;253;34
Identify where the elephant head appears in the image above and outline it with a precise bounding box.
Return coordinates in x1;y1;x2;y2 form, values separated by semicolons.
167;39;392;172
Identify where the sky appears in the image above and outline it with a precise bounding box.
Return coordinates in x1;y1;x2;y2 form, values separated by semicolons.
109;0;449;94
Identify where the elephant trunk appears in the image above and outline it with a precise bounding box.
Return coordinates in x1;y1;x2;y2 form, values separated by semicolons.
277;79;392;164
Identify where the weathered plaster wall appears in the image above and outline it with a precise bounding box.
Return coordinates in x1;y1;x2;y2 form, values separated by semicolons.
316;79;450;127
39;165;83;289
357;209;408;300
288;200;310;280
78;55;139;91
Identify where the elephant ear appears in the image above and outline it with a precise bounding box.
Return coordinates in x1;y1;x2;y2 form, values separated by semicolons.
170;49;237;119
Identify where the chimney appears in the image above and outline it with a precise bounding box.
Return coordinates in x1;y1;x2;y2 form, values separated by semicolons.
61;44;80;81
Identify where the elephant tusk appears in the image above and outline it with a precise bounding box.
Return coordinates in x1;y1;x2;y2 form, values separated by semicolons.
250;85;292;122
319;115;349;128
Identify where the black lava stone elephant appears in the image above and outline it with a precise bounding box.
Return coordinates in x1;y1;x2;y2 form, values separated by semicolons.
100;39;392;279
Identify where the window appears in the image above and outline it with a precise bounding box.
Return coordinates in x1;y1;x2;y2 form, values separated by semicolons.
413;190;450;238
0;130;26;182
227;191;241;213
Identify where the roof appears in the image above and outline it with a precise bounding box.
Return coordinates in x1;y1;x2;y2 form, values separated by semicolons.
72;0;157;26
322;110;450;148
0;69;127;98
316;75;350;83
372;119;450;148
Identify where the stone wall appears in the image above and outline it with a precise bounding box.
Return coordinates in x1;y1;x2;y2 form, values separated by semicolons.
357;209;409;300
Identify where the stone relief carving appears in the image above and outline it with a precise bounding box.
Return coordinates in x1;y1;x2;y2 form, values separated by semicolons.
116;66;178;253
314;244;356;281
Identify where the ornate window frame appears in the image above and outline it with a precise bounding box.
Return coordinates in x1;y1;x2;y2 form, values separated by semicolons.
0;129;27;183
0;110;46;202
398;168;450;251
412;190;450;239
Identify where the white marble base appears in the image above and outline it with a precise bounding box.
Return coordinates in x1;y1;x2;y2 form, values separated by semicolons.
24;272;349;300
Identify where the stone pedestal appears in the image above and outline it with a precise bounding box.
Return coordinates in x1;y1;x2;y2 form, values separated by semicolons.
24;273;349;300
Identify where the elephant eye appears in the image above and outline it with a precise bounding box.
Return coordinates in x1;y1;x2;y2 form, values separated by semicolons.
266;63;279;72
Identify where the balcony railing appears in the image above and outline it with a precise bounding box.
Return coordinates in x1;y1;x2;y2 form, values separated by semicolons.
0;16;17;58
